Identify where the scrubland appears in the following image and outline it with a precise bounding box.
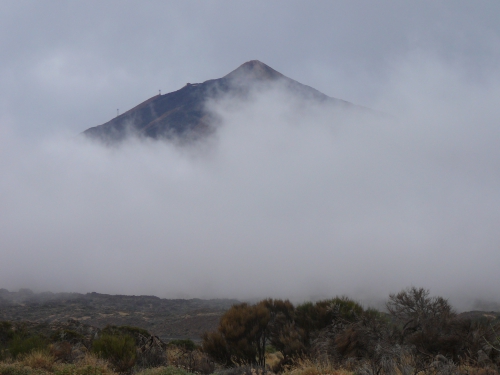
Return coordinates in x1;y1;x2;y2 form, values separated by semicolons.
1;287;499;375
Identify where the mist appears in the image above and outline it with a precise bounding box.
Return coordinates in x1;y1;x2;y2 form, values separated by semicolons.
1;54;499;311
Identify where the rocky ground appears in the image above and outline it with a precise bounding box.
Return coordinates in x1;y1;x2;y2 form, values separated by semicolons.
0;289;238;341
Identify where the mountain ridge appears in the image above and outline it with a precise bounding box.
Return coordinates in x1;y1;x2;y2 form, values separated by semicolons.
0;288;238;341
82;60;361;143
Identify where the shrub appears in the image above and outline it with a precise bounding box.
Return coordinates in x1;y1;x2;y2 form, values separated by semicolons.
92;333;136;372
50;329;85;343
201;331;231;367
102;325;150;342
0;363;32;375
0;322;13;359
387;287;460;361
213;365;268;375
0;321;14;345
50;341;73;363
135;335;168;369
73;352;117;375
8;334;48;358
295;297;364;341
168;339;197;352
265;345;277;353
280;359;354;375
134;366;196;375
22;349;55;371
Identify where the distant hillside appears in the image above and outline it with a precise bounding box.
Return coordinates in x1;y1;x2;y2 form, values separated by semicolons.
82;60;364;143
0;289;237;341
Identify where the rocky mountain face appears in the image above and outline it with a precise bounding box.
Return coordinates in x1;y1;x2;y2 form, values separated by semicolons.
0;289;237;341
82;60;359;143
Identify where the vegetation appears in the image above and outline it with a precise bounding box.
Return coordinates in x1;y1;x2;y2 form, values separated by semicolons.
1;288;500;375
168;340;197;352
92;333;137;372
9;334;49;359
101;325;150;340
202;288;500;374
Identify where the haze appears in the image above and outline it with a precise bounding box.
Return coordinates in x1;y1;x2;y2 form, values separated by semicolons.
1;1;500;310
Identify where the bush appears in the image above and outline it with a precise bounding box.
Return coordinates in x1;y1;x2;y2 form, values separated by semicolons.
50;341;73;363
295;297;364;340
0;363;32;375
102;325;150;342
201;331;231;367
50;329;85;343
72;352;117;375
92;333;136;372
0;322;13;359
213;365;267;375
0;321;14;345
22;350;55;371
134;366;196;375
168;339;197;352
8;334;48;358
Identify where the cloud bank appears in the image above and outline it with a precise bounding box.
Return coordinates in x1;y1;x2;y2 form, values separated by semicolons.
1;55;500;310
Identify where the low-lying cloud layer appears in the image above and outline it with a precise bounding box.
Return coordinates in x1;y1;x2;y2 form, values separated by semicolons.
1;56;499;310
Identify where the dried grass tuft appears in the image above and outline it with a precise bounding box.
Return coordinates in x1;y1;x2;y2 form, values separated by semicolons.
22;350;55;371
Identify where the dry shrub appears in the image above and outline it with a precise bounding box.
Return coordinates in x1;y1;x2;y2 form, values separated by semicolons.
75;352;116;374
282;359;353;375
214;365;267;375
0;362;30;375
167;346;214;374
266;351;284;370
481;370;500;375
22;349;55;371
135;366;198;375
50;341;73;362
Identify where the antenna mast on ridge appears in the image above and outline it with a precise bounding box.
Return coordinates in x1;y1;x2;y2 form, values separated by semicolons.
159;89;161;96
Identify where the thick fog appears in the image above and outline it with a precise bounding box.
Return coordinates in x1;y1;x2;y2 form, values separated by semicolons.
2;1;500;310
1;54;499;310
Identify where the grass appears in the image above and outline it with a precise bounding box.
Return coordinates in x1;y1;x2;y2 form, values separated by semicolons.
0;353;117;375
133;366;198;375
281;360;354;375
22;350;55;371
8;335;48;359
0;348;496;375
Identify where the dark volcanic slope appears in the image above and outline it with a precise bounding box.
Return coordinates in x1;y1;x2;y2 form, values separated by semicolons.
82;60;358;143
0;289;237;341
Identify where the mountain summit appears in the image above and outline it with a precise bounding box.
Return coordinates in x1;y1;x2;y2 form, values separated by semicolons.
82;60;357;143
223;60;285;82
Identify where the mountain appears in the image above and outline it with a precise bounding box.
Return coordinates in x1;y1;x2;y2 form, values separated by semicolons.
82;60;361;143
0;289;238;341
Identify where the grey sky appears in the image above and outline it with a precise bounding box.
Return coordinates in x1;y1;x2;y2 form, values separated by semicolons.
1;1;499;136
1;1;500;309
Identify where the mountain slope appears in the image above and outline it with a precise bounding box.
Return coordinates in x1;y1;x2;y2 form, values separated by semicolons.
82;60;361;143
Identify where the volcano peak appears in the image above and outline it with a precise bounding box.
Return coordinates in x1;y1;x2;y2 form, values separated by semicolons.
223;60;284;82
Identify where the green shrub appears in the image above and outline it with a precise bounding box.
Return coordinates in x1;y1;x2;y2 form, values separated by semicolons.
8;334;48;358
92;333;136;372
0;321;14;345
265;345;277;353
102;325;150;340
0;321;15;360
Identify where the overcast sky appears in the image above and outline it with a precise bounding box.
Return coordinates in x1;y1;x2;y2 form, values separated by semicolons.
1;1;500;309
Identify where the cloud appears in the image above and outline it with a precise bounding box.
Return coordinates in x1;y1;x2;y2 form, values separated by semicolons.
1;54;500;311
2;1;500;140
